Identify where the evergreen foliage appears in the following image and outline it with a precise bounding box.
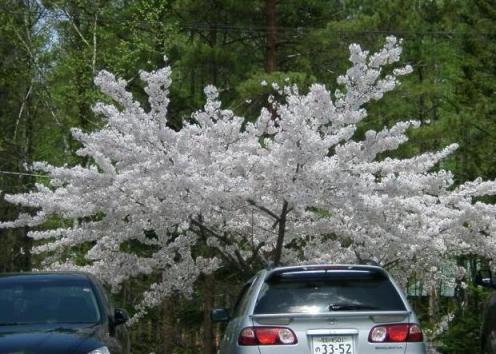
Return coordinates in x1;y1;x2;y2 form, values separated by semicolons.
1;1;496;353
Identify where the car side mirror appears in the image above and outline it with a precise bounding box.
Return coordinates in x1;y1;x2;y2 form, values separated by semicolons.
476;270;496;289
211;308;230;322
113;308;129;326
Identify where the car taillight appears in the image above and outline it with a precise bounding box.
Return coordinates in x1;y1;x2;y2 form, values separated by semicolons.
407;324;424;342
238;327;297;345
238;327;258;345
369;324;423;343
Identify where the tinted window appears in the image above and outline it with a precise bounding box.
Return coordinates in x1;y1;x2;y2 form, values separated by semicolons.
254;270;405;314
0;277;101;324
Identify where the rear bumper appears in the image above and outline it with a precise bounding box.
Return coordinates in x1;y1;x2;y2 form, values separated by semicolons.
406;341;428;353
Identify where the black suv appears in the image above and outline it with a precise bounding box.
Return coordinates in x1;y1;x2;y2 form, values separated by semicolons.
0;272;129;354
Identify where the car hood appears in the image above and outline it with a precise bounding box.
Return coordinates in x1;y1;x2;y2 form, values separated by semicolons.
0;323;104;354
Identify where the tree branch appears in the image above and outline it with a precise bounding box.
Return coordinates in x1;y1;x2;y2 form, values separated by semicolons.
92;12;98;74
189;217;250;271
247;199;280;221
14;82;33;141
273;200;289;266
190;217;233;246
247;241;266;266
60;7;91;48
382;258;401;270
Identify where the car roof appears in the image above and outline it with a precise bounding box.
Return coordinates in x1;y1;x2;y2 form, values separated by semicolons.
0;271;95;283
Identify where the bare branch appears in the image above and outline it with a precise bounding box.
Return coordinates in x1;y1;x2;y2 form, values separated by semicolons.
273;200;289;266
382;258;401;270
14;82;33;140
60;7;91;48
234;249;248;269
92;12;98;74
13;24;70;156
247;199;280;221
190;218;232;246
247;241;266;266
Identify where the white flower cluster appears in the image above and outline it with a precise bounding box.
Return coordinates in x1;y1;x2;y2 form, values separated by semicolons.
2;37;496;317
424;311;455;339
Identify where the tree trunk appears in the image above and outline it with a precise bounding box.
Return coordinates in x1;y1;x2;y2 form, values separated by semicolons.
68;0;92;165
202;274;216;354
208;24;218;86
273;200;288;266
265;0;277;73
418;65;425;122
428;285;438;323
18;4;36;271
161;298;175;354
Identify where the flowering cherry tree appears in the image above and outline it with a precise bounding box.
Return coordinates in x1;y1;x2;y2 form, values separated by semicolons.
2;37;496;317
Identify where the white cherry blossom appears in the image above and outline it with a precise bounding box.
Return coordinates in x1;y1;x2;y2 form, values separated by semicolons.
2;37;496;316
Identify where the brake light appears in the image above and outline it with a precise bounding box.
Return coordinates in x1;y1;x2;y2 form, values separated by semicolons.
369;324;423;343
388;324;409;342
238;327;297;345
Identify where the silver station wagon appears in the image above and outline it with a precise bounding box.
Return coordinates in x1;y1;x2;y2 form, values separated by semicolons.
212;264;426;354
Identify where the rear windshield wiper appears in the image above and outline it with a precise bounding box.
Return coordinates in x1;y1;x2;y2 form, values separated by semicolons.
329;303;378;311
0;322;25;326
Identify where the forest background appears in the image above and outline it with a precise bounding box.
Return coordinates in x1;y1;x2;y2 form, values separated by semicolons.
1;0;495;353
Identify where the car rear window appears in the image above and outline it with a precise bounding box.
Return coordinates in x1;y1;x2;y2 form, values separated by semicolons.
254;269;406;314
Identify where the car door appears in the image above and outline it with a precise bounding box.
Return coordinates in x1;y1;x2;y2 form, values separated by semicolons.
92;277;130;354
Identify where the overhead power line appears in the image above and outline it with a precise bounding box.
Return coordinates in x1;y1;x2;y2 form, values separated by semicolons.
179;23;495;38
2;8;495;39
0;171;49;178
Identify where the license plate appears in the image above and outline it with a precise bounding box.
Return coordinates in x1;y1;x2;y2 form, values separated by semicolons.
312;335;354;354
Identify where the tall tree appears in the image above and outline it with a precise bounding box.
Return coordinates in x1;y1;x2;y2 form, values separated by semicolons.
0;0;52;271
265;0;277;73
450;0;496;182
3;37;496;323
